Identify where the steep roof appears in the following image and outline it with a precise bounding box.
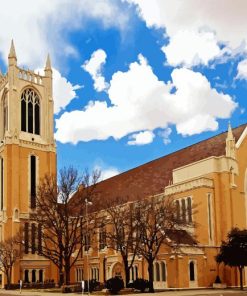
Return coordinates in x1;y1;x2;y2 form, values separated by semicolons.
92;124;246;206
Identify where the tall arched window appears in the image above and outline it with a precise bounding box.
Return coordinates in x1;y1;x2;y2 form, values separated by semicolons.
155;262;160;281
3;93;8;133
32;269;36;283
30;155;37;209
161;262;166;282
182;199;186;222
31;223;36;254
24;270;29;283
21;88;40;135
176;200;180;220
134;266;138;280
187;197;192;223
189;261;195;281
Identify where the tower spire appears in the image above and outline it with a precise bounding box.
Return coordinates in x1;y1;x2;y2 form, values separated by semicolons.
226;121;236;159
44;53;53;102
8;39;17;59
45;54;51;70
227;121;234;139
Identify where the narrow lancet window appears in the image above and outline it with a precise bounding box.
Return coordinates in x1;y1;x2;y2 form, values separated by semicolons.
189;261;195;281
30;156;36;209
21;97;26;131
38;223;42;254
24;223;29;254
182;199;186;222
28;99;33;133
187;197;192;223
3;94;8;132
208;194;213;241
161;262;166;281
35;99;40;134
31;223;36;254
176;200;180;220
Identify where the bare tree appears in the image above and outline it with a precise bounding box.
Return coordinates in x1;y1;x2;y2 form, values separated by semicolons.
99;198;140;286
32;167;100;285
0;234;21;288
134;197;196;293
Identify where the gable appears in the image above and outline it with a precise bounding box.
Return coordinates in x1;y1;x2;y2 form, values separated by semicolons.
236;126;247;149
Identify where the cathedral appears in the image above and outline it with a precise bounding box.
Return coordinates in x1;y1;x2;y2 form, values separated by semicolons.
0;41;247;289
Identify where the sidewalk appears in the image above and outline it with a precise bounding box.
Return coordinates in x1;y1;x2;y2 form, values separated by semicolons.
0;288;246;296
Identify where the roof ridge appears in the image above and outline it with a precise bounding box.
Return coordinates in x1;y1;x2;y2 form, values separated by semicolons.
96;122;247;185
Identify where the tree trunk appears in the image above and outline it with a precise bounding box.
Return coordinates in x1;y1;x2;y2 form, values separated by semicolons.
147;259;154;293
59;266;64;287
6;268;11;289
239;266;243;290
123;260;130;287
65;261;71;285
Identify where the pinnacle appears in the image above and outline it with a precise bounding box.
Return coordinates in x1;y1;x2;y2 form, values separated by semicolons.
8;39;17;59
227;121;234;140
45;54;51;70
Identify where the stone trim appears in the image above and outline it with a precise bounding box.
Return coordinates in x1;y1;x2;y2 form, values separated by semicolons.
164;177;214;195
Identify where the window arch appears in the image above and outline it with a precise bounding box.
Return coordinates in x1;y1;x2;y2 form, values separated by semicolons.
21;88;40;135
14;208;19;220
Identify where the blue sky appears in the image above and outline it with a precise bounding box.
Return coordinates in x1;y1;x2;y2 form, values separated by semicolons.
1;0;247;179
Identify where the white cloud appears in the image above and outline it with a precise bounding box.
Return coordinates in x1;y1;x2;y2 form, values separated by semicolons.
82;49;109;92
55;55;237;144
37;68;81;114
128;130;154;145
0;0;129;69
159;128;172;145
53;69;82;114
94;164;120;181
126;0;247;66
236;59;247;80
169;67;237;135
176;115;218;136
101;168;120;180
162;30;221;67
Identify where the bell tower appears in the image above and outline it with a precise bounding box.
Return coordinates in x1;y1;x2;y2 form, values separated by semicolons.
0;40;56;243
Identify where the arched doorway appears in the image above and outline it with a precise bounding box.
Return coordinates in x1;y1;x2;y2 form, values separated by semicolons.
111;262;124;279
189;260;198;287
